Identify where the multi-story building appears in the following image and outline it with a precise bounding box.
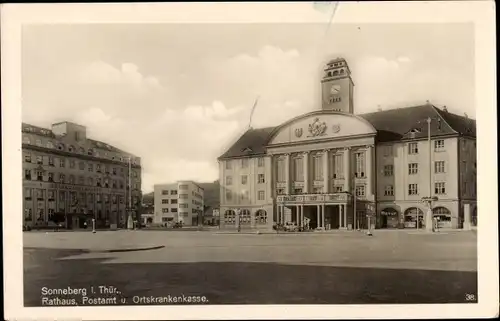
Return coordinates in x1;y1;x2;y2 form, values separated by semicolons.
22;121;143;229
218;58;477;230
153;181;204;226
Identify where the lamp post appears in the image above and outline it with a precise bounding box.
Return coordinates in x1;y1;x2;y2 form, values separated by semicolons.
425;117;434;232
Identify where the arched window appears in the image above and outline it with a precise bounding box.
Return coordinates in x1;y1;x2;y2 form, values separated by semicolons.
332;70;339;76
404;207;424;228
224;210;236;225
327;71;332;77
340;69;345;74
23;136;31;144
255;209;267;224
433;206;452;228
240;209;251;225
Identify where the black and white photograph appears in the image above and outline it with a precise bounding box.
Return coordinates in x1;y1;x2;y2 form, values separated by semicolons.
2;2;498;320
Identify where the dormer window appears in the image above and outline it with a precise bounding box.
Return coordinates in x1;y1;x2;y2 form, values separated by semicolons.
58;143;64;150
79;147;85;154
46;141;54;149
242;147;253;153
68;145;75;152
333;70;339;76
35;139;42;146
23;136;30;144
88;148;94;156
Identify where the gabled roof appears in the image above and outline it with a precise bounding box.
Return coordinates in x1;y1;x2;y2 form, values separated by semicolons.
218;104;476;160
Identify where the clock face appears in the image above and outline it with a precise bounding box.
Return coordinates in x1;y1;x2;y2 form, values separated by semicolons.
330;84;341;94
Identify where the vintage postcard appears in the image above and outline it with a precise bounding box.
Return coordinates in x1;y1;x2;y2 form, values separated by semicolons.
2;1;498;320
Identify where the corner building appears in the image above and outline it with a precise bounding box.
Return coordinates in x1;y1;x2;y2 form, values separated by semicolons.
22;121;143;229
153;181;204;226
218;58;477;230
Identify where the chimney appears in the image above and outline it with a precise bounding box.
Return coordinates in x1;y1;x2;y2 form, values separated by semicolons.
443;105;448;112
464;112;468;119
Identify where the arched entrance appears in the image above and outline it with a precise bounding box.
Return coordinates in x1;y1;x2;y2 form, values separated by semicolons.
223;209;236;226
404;207;424;228
433;207;452;229
255;209;268;225
380;208;399;228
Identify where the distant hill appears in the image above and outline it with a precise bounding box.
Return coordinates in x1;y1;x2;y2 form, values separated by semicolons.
141;181;220;209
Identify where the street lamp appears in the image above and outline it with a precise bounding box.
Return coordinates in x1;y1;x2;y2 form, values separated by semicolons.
125;156;134;230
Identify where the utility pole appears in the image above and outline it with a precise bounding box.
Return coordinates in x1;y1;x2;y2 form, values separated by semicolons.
126;156;134;230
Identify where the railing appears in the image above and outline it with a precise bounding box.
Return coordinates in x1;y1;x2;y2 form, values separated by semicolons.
276;193;351;203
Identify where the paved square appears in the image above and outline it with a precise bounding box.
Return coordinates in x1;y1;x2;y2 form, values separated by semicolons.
24;230;477;305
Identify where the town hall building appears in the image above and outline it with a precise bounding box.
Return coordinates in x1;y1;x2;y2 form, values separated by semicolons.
217;58;477;231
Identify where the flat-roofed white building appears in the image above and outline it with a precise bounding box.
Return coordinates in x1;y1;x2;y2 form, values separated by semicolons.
154;181;204;226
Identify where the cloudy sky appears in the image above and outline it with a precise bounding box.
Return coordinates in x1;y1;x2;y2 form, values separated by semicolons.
21;8;474;193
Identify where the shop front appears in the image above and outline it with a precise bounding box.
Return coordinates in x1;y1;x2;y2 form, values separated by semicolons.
380;207;400;229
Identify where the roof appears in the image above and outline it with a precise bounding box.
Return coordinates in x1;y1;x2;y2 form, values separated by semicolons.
218;104;476;160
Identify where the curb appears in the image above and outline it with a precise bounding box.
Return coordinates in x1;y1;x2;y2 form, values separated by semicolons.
90;245;165;253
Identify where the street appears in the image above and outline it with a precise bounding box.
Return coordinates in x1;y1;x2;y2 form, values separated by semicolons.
24;230;478;305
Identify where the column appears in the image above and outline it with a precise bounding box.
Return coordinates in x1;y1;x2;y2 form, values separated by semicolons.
323;149;329;193
281;205;285;224
295;205;299;225
339;204;343;228
300;205;304;228
316;204;320;228
303;152;309;193
321;204;325;229
463;204;471;230
344;148;351;193
366;145;373;199
285;154;291;195
343;204;347;229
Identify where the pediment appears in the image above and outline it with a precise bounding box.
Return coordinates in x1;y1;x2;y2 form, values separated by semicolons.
268;111;376;146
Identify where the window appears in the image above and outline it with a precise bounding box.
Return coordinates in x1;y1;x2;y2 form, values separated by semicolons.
105;166;110;174
293;188;303;195
333;185;343;193
179;184;189;190
35;139;42;146
162;208;169;213
313;187;323;194
162;190;169;195
36;171;43;181
434;140;445;151
408;184;418;195
179;204;188;209
435;182;446;194
313;154;323;180
179;194;188;199
96;178;101;187
78;162;84;170
112;168;117;175
79;176;84;185
408;142;419;154
24;169;31;180
171;190;177;195
96;194;101;203
48;157;54;166
48;173;54;182
241;190;249;201
241;175;248;185
258;191;265;200
96;164;101;173
225;160;232;170
435;161;445;173
104;195;109;203
276;188;285;195
88;177;93;186
70;160;75;168
257;157;265;167
277;158;286;182
384;165;394;176
384;185;394;196
462;181;468;194
36;156;43;164
112;180;117;188
355;185;365;197
171;208;178;213
104;179;109;188
48;190;55;200
226;176;233;186
60;158;65;167
162;199;168;204
408;163;418;175
257;174;265;184
333;154;343;178
36;189;44;200
226;190;233;201
25;188;32;199
241;158;249;168
294;157;304;181
23;136;31;144
24;153;31;162
354;152;365;177
171;199;178;204
119;181;124;189
59;174;65;183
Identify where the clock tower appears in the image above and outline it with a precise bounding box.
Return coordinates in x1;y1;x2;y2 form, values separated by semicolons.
321;57;354;113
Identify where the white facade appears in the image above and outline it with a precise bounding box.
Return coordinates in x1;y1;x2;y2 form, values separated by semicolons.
153;181;204;226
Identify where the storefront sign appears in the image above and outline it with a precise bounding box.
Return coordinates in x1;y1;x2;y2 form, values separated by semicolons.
277;193;350;204
48;183;101;193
